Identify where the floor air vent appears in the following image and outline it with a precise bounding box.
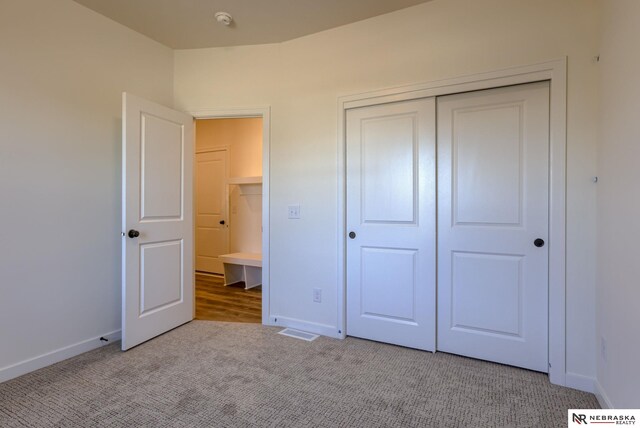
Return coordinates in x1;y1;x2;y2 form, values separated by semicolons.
278;328;319;342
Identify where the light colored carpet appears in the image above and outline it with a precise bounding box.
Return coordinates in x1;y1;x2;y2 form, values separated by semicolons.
0;321;598;427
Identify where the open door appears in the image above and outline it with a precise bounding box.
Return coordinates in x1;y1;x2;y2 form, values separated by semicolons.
122;93;194;351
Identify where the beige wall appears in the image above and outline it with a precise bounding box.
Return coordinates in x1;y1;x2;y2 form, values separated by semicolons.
597;0;640;408
0;0;174;377
196;118;262;253
196;118;262;177
175;0;600;383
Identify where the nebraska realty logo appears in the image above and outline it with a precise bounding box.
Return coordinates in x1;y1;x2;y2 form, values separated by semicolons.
569;409;639;426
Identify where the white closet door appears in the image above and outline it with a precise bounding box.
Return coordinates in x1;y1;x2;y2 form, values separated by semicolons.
437;82;550;372
346;98;436;351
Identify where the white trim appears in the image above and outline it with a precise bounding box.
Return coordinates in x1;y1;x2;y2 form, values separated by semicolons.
336;98;347;339
566;372;595;394
337;59;568;385
270;315;339;338
340;62;559;109
594;379;613;409
190;107;273;326
0;330;121;383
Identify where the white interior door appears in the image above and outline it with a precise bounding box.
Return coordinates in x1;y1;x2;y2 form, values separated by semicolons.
436;82;550;372
346;98;436;351
122;93;194;351
195;150;228;274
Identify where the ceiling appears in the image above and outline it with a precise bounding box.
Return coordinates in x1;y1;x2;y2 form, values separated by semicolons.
72;0;432;49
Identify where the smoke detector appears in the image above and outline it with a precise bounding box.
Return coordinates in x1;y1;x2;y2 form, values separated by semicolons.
214;12;233;26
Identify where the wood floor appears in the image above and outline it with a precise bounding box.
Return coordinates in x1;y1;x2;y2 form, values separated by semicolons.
195;272;262;323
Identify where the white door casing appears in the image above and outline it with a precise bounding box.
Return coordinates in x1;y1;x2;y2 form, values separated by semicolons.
122;93;194;351
195;149;228;274
437;82;550;372
346;98;436;351
190;107;272;328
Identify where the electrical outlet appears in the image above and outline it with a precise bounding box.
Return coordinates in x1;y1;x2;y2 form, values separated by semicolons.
313;288;322;303
601;336;607;362
288;204;301;219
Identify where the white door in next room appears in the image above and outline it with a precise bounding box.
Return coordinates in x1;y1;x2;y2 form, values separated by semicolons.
195;149;228;274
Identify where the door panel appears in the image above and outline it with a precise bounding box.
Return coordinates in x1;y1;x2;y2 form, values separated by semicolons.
451;252;522;336
361;115;417;223
361;247;417;321
452;104;523;225
122;93;194;351
140;114;184;219
195;150;228;274
346;98;436;351
140;240;183;315
437;82;549;372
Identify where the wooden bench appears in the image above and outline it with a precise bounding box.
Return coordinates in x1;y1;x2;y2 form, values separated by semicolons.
218;252;262;289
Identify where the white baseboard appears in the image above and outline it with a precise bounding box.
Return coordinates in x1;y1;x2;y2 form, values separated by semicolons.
565;372;596;394
269;315;339;338
0;330;121;384
594;379;613;409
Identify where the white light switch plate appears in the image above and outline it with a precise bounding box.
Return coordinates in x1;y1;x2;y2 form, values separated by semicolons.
288;204;301;219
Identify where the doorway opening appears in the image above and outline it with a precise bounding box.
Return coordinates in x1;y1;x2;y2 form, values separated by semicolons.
194;117;264;323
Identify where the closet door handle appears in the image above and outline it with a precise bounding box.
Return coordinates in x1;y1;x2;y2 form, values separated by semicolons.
219;220;225;225
128;229;140;239
349;231;356;239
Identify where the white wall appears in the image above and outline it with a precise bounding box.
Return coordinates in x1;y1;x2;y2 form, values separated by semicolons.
0;0;174;379
229;184;262;254
175;0;600;383
596;0;640;408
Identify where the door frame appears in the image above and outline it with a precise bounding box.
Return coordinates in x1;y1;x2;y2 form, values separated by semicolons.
190;107;271;326
194;147;229;275
337;59;567;386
